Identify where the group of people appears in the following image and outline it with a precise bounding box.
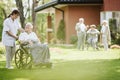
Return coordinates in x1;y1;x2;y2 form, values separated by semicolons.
2;10;51;69
1;9;111;69
75;18;111;51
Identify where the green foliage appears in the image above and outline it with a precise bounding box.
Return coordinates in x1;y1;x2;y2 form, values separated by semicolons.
96;25;101;31
0;18;3;41
0;47;5;54
114;33;120;45
70;35;77;44
26;13;55;43
0;9;4;41
109;18;120;44
109;18;117;34
36;13;48;43
50;38;57;44
56;19;65;43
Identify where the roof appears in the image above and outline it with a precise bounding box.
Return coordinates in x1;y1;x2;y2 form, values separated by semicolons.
35;0;103;12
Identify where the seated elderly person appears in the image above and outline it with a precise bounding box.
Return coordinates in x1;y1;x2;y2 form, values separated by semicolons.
19;22;51;67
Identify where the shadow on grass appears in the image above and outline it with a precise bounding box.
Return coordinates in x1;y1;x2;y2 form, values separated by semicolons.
0;59;120;80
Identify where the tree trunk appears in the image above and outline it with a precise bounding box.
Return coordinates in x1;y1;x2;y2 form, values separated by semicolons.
32;0;39;32
1;8;7;19
15;0;25;28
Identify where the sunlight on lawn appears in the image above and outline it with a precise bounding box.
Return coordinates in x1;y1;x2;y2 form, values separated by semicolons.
14;78;30;80
50;47;120;61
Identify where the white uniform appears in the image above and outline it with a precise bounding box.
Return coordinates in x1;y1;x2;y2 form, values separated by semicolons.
101;25;111;50
75;23;86;50
2;18;21;46
19;32;39;42
2;17;21;68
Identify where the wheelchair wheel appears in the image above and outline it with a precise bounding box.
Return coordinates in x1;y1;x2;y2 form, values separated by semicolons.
15;49;32;69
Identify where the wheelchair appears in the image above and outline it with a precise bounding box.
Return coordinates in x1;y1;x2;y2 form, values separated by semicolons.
15;42;52;69
15;42;32;69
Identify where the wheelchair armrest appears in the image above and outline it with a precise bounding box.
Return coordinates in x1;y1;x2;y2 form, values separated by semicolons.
20;42;29;46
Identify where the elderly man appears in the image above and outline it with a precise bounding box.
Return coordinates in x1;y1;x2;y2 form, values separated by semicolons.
19;23;52;68
75;18;87;50
100;20;111;51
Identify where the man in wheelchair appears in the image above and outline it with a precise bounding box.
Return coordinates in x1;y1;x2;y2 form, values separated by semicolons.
17;22;52;68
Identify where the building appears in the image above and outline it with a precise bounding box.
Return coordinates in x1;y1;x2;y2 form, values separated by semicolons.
35;0;120;44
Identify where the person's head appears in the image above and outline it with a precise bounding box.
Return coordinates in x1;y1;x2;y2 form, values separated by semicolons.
79;18;84;23
90;24;96;30
25;23;33;33
102;20;108;26
9;10;20;19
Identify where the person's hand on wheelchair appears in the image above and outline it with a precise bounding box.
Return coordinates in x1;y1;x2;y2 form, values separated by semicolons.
28;40;33;46
19;40;29;46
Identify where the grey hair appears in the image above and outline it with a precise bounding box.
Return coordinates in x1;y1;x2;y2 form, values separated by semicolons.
102;20;109;26
79;18;84;23
25;22;33;28
102;20;108;24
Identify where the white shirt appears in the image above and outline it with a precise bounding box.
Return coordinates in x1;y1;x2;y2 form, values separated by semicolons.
19;32;39;42
101;25;111;42
2;17;21;46
75;23;86;34
101;25;109;36
87;28;100;38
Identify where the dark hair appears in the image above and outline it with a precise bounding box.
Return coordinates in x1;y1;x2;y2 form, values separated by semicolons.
8;10;20;18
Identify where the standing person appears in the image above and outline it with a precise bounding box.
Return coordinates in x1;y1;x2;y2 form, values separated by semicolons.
75;18;87;50
87;25;100;50
2;10;23;69
100;20;111;51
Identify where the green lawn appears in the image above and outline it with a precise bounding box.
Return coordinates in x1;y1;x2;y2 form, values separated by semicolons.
0;46;120;80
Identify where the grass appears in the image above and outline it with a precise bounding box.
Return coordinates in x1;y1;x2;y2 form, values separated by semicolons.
0;45;120;80
0;46;5;54
0;60;120;80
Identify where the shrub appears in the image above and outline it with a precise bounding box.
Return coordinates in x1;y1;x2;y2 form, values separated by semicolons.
0;17;4;41
56;19;65;43
50;38;57;44
109;18;120;44
114;33;120;45
70;35;77;44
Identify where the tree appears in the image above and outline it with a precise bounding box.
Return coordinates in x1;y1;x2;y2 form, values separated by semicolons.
0;1;5;41
15;0;40;30
0;0;16;19
15;0;25;28
0;1;7;19
32;0;39;32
